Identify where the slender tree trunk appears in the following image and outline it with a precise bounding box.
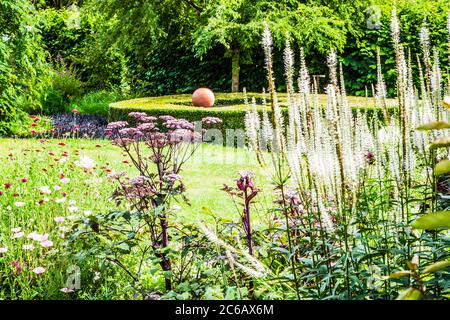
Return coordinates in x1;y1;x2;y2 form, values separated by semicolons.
231;44;241;93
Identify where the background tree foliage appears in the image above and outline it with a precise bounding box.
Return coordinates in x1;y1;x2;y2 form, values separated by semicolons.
1;0;450;132
0;0;50;134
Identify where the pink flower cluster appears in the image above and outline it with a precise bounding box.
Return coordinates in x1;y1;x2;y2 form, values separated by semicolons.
137;123;157;132
129;112;157;123
164;118;195;131
130;176;151;186
164;173;182;183
202;117;222;125
106;121;129;136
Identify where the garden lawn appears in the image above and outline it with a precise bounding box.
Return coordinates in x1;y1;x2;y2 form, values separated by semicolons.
0;138;272;226
0;138;273;299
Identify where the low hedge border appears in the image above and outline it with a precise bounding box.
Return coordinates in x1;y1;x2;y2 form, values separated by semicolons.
109;93;398;144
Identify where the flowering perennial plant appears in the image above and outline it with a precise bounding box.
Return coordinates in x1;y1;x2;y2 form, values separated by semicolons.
243;11;450;299
97;114;220;290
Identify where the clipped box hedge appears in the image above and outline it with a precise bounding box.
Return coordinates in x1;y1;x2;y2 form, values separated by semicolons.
109;93;398;143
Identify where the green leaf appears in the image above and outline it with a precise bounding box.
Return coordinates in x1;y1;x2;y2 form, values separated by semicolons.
116;242;130;252
388;270;413;279
396;288;423;300
412;211;450;230
416;121;450;131
430;137;450;149
434;160;450;176
423;260;450;274
201;207;215;217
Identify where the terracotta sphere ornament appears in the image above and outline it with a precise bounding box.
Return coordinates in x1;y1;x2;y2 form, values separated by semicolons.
192;88;215;108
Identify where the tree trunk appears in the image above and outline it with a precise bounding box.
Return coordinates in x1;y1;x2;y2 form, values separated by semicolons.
231;44;241;93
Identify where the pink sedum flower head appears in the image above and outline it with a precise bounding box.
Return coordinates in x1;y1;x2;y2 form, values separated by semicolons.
202;117;222;125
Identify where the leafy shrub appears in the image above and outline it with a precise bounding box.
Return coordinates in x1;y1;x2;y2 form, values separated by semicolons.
52;70;84;102
49;113;108;139
73;91;123;117
0;0;51;136
41;65;84;115
37;8;90;68
41;89;66;115
3;114;53;138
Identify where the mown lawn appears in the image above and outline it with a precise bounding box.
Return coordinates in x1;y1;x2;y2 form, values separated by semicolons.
0;138;275;298
0;138;273;226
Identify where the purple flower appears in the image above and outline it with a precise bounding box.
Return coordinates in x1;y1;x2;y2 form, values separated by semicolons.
169;129;202;143
128;112;148;119
159;115;175;122
202;117;222;125
141;116;158;123
106;121;129;137
283;187;301;206
164;173;182;183
112;138;134;147
129;176;150;186
237;170;255;191
107;171;126;180
106;121;128;131
165;119;195;131
137;123;156;132
12;260;23;274
118;128;142;138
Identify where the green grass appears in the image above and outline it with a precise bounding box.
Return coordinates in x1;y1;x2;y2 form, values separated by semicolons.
0;138;272;221
0;137;273;299
0;138;275;298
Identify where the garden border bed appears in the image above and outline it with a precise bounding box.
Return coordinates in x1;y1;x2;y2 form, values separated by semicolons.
109;93;398;140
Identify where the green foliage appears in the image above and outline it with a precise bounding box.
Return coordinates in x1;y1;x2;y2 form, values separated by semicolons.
0;0;51;135
73;91;123;117
37;7;89;67
341;0;450;96
193;0;352;56
41;66;84;115
32;0;448;98
412;211;450;230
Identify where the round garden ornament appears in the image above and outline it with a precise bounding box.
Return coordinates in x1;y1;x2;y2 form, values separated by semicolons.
192;88;215;108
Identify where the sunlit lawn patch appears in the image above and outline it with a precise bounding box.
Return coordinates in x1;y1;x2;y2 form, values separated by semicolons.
0;138;271;298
